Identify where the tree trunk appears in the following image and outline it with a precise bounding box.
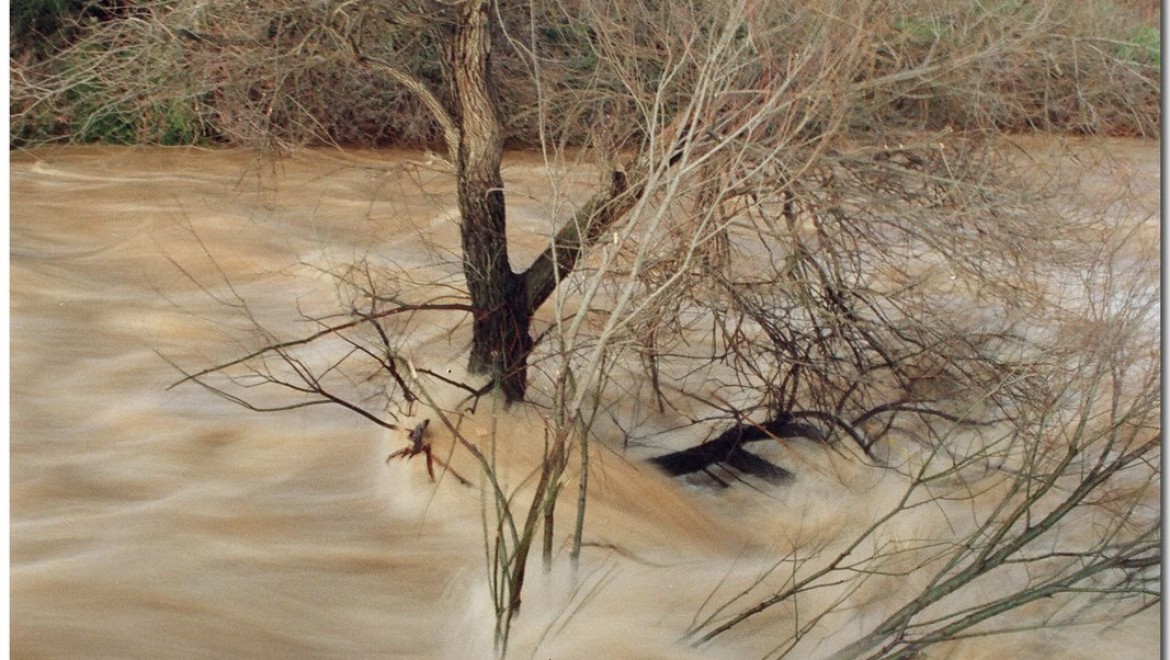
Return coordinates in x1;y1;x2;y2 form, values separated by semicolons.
450;1;645;403
451;0;533;402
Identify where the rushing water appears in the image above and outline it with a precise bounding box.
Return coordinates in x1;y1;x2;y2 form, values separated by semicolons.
10;142;1159;658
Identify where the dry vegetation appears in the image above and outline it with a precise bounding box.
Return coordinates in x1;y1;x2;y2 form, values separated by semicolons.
12;0;1160;657
10;0;1160;146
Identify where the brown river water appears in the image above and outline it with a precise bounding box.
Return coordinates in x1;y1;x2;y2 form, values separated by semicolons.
10;143;1160;658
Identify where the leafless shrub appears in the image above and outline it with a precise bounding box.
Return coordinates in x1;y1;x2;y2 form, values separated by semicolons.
680;221;1159;657
124;0;1159;655
11;0;1158;147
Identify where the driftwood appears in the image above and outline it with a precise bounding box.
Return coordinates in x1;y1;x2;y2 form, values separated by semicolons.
650;414;824;486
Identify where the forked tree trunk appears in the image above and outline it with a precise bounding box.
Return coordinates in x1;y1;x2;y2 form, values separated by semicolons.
453;0;532;402
450;0;643;403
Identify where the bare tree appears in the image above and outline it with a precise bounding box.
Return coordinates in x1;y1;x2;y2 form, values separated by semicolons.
14;0;1158;399
682;211;1160;657
30;0;1160;655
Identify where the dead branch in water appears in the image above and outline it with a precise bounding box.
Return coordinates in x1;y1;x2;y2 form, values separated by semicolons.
386;419;472;486
650;414;819;485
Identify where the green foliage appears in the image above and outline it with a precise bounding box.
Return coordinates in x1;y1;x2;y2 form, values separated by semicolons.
1117;25;1160;66
73;98;205;146
158;98;205;145
11;0;83;56
69;87;136;144
13;80;210;147
892;16;945;45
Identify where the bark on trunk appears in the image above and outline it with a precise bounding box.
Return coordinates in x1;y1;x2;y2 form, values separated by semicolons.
522;169;637;311
450;0;643;402
453;0;532;402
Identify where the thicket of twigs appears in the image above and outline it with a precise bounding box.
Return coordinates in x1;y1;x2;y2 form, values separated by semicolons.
10;0;1160;147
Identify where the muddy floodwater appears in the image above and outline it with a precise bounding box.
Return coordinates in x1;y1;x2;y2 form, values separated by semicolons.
10;143;1160;658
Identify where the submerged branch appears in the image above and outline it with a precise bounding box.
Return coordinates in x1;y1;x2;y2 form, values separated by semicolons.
650;414;823;484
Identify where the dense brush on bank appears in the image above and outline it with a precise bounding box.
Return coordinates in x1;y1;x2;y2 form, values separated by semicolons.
10;0;1161;148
